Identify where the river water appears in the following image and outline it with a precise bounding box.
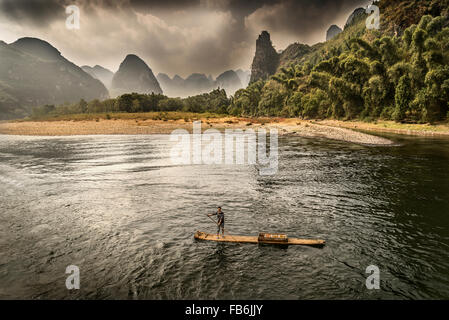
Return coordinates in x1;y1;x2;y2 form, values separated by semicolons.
0;133;448;299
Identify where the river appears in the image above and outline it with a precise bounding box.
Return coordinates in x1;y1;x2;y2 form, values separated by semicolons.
0;133;448;299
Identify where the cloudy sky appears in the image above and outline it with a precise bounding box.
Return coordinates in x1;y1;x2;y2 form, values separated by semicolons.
0;0;369;77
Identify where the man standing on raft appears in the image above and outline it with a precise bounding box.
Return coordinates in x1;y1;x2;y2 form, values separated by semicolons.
208;207;225;238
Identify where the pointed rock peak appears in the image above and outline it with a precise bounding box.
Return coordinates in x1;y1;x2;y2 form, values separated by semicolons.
111;54;162;95
326;25;343;41
256;31;276;49
123;53;141;61
118;54;150;70
250;30;279;83
259;30;271;41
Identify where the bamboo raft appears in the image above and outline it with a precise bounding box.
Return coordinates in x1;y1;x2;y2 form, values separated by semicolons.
194;231;325;247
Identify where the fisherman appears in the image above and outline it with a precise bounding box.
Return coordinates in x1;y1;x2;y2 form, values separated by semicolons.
208;206;225;238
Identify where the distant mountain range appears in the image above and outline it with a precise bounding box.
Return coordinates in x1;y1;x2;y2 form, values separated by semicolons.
157;69;249;98
81;65;114;89
0;36;251;119
0;37;108;119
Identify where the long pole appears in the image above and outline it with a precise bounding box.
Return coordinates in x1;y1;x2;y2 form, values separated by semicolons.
207;214;219;226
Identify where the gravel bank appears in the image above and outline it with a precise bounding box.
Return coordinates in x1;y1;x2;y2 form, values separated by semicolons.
0;118;395;145
270;121;395;145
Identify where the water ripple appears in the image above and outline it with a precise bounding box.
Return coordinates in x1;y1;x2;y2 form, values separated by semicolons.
0;134;448;299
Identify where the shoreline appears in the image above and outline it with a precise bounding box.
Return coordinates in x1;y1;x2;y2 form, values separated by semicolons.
0;116;398;146
318;119;449;138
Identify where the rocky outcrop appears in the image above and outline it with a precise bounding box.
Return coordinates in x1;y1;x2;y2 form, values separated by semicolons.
344;7;367;29
82;65;114;89
249;31;280;83
111;54;162;97
326;25;343;41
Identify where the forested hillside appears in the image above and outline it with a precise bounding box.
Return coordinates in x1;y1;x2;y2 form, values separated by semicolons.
232;9;449;123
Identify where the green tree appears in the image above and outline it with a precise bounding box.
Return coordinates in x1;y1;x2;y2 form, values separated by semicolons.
131;99;141;113
363;75;391;118
115;94;133;112
87;99;102;113
394;75;412;122
422;66;449;122
271;64;304;91
78;99;88;113
257;81;286;116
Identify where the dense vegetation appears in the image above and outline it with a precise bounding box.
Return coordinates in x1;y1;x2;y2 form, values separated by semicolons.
31;89;230;119
231;14;449;123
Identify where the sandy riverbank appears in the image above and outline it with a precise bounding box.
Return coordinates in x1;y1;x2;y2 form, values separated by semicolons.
0;116;395;145
319;119;449;137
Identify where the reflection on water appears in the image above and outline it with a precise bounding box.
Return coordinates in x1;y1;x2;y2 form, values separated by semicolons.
0;133;448;299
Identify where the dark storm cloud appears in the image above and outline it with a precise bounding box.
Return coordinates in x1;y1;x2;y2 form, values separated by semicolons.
0;0;67;26
129;0;200;10
0;0;370;76
0;0;367;27
245;0;370;46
